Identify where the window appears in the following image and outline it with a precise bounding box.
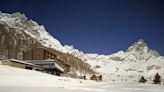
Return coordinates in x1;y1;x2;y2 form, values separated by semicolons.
0;49;8;60
25;66;33;70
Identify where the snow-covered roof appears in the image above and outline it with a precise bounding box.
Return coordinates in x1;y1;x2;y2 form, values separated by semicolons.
2;59;41;68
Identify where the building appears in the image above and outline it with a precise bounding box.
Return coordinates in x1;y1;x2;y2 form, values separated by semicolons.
25;59;64;76
1;46;71;75
23;47;57;60
0;49;23;61
57;59;70;73
23;47;71;73
0;49;8;60
2;59;43;71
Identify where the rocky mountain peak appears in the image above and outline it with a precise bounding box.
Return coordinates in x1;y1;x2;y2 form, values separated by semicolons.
127;39;148;52
126;39;160;59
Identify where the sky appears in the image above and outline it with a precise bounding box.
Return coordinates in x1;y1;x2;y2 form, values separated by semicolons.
0;0;164;55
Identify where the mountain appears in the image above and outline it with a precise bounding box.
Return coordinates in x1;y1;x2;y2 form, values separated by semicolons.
63;32;164;82
0;12;93;76
0;12;66;52
62;34;164;82
83;39;164;82
0;12;164;82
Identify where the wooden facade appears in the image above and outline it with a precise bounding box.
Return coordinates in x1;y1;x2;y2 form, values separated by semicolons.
0;49;8;60
23;47;57;60
23;47;70;73
1;47;71;74
0;49;23;60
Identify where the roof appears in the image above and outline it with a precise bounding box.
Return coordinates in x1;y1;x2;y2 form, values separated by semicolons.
2;59;42;68
25;59;64;72
25;59;63;67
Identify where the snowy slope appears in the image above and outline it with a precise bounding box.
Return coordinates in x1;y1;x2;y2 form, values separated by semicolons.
1;65;164;92
64;39;164;82
0;65;99;87
85;39;164;82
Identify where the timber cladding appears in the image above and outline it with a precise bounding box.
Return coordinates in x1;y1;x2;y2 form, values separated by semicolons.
23;47;95;74
0;48;23;60
23;47;71;73
23;47;57;60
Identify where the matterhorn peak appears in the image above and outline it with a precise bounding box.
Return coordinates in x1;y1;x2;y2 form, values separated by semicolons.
136;39;146;45
126;39;160;58
127;39;148;52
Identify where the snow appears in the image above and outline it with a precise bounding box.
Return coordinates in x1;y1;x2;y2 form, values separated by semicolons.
0;65;99;87
1;12;164;92
0;82;164;92
86;56;164;83
2;59;40;67
79;40;164;82
0;65;164;92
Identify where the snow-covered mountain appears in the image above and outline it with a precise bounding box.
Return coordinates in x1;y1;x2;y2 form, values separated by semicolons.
64;38;164;82
86;39;160;62
0;12;66;52
1;12;164;82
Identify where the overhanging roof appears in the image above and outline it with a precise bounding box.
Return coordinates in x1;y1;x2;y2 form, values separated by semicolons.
25;59;64;72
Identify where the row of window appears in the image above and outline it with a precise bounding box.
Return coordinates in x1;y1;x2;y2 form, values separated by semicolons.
45;52;57;59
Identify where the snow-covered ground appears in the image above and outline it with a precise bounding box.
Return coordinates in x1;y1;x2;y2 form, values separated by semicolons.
0;65;164;92
0;82;164;92
0;65;99;87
